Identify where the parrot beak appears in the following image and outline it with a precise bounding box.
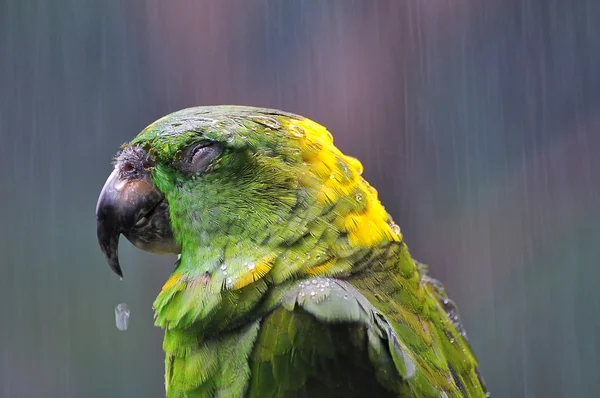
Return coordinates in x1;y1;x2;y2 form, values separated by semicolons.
96;147;179;278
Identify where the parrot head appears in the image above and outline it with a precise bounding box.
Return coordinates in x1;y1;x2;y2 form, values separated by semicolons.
96;106;399;289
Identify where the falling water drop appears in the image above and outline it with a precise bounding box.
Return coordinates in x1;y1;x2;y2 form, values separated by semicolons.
115;303;130;331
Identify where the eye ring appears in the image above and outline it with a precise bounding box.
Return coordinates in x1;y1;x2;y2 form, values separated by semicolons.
190;141;215;161
180;141;222;174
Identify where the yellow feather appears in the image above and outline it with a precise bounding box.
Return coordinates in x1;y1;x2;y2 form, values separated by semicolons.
161;272;184;294
233;255;276;290
305;258;336;276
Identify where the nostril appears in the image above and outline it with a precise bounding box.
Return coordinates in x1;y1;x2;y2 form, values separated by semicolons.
122;162;134;172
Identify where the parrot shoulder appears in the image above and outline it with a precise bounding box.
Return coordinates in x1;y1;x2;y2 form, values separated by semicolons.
247;277;406;397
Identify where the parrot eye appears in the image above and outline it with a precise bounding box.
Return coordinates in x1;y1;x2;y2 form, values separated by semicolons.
180;141;222;174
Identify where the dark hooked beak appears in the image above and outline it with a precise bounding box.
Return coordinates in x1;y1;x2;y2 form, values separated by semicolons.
96;168;163;277
96;157;180;277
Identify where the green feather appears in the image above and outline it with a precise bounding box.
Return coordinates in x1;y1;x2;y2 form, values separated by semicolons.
114;106;488;397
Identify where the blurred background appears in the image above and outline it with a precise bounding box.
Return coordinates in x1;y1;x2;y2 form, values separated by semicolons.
1;0;599;397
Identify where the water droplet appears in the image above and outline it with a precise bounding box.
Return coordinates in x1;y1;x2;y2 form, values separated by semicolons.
299;292;305;297
355;193;363;201
338;161;352;179
310;291;316;296
343;294;348;300
247;262;256;270
226;136;234;143
329;174;336;180
222;270;228;275
220;264;227;271
252;115;281;129
355;164;364;176
311;279;318;285
449;338;455;343
390;223;401;236
290;125;304;137
115;303;130;331
320;288;325;292
225;277;233;288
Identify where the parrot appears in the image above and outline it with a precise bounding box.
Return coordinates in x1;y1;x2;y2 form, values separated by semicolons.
96;106;488;398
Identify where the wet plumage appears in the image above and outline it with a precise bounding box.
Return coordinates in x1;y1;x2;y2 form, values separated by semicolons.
96;106;488;397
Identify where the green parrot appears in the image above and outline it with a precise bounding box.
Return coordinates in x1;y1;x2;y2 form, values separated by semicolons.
96;106;488;397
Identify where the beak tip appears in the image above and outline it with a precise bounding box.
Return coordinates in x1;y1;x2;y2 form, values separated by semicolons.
101;246;124;278
110;261;124;278
97;226;125;278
